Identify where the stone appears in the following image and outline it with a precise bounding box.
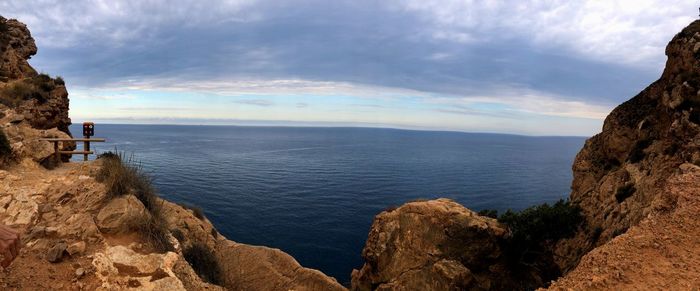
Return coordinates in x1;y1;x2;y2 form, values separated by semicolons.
96;195;149;234
67;241;86;256
57;213;99;239
2;192;38;225
46;242;67;263
75;267;85;278
350;199;514;291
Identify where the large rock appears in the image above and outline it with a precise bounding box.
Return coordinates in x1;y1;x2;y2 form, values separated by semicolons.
96;195;149;234
0;16;37;80
351;199;517;291
555;20;700;271
1;117;72;164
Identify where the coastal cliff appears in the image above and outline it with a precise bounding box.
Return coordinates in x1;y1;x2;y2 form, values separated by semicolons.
0;17;344;290
352;20;700;290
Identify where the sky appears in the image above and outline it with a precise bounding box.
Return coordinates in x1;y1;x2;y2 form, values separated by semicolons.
1;1;697;136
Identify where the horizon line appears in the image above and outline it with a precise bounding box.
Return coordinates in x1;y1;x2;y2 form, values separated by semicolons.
68;120;591;138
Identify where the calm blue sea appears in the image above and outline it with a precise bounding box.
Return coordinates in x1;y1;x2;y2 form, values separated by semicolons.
69;124;586;284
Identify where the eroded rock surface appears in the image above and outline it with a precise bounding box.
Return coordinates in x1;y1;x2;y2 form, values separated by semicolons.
555;19;700;271
350;199;521;291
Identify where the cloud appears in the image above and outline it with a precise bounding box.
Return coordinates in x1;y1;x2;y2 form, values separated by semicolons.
234;98;274;107
295;102;308;108
2;0;694;134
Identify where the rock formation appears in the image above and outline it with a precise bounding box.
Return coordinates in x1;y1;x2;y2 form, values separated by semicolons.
555;19;700;270
0;16;37;80
350;199;518;290
353;19;700;290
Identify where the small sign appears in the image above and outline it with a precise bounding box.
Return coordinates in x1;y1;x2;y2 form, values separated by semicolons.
82;122;94;137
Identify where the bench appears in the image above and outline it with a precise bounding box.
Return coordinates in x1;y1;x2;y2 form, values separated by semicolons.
40;138;106;162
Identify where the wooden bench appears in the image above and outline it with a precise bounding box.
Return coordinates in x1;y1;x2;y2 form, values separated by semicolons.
40;138;106;162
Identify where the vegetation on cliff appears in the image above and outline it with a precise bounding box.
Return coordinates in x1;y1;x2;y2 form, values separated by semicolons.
0;74;65;107
0;128;10;157
96;152;173;252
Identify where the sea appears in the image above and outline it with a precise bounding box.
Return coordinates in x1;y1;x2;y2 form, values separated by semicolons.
68;124;586;285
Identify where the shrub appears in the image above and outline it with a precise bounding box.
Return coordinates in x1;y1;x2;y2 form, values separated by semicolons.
590;226;603;244
498;199;583;266
171;228;185;242
133;214;174;253
96;152;159;212
178;203;205;220
615;183;636;203
96;151;173;252
55;76;65;86
627;139;652;163
478;209;498;219
0;74;59;107
0;128;11;157
184;243;223;285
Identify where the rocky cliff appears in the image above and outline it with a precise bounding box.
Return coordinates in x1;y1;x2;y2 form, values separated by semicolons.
0;17;344;291
352;20;700;290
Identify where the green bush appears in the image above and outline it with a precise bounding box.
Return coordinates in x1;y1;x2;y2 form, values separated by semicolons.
184;243;223;285
615;183;636;203
498;199;583;266
0;128;11;157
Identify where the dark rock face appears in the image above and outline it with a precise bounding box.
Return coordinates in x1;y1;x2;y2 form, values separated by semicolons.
556;20;700;271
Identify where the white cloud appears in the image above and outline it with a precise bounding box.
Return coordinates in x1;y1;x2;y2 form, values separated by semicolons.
0;0;258;47
394;0;697;67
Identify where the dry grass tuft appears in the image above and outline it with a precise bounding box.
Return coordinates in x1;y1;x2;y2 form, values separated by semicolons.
96;151;173;252
184;243;223;285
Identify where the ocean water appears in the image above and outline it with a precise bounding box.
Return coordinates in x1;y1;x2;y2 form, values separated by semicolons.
69;124;586;284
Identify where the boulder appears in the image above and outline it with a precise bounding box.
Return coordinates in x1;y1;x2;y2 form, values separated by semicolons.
351;199;515;291
96;195;149;234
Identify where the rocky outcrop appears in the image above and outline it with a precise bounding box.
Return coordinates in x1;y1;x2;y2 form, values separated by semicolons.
352;20;700;290
96;195;149;234
159;199;347;291
351;199;527;291
0;16;71;135
0;16;37;81
555;19;700;271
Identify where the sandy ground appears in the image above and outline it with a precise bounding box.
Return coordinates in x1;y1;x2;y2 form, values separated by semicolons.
548;165;700;290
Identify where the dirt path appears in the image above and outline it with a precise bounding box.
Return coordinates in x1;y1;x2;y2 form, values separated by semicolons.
0;161;102;290
548;164;700;290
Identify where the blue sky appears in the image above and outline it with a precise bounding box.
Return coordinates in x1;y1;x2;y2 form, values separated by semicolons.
2;1;697;135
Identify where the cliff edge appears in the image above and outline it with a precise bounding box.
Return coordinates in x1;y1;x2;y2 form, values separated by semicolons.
352;20;700;290
0;17;344;291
